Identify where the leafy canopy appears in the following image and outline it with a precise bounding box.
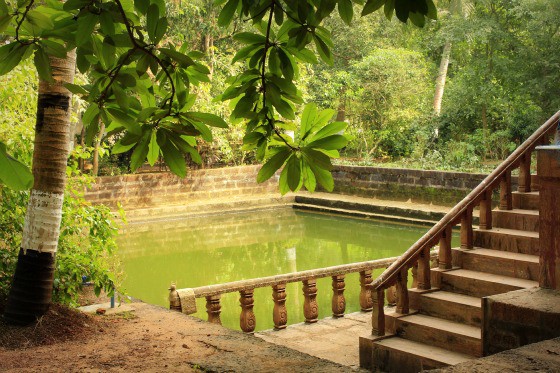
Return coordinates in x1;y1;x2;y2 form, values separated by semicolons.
0;0;436;192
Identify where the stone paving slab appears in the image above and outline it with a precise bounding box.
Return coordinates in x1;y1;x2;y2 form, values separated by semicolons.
255;311;371;370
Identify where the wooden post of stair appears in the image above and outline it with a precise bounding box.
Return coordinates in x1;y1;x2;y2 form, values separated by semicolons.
417;246;431;290
371;288;385;336
500;170;513;210
461;206;474;250
359;270;373;312
395;269;409;314
536;145;560;289
479;189;493;230
518;152;532;193
438;225;453;270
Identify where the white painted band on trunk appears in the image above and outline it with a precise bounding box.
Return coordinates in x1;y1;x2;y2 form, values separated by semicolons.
22;190;64;255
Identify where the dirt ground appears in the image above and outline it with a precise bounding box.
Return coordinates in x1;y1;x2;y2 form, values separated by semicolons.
0;300;355;372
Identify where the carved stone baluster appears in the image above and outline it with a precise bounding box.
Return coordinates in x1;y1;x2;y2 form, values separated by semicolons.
461;207;474;250
206;295;221;325
411;263;418;289
395;269;409;314
417;246;431;290
439;225;453;270
239;289;256;333
518;152;532;193
272;284;287;330
303;279;318;323
385;266;397;306
371;288;385;337
479;189;493;230
331;275;346;318
168;284;181;312
359;270;373;312
500;171;513;210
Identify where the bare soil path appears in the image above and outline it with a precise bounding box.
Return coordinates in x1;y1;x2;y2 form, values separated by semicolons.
0;301;355;372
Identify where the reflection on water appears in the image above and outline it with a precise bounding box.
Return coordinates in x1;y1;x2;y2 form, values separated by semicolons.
117;207;430;331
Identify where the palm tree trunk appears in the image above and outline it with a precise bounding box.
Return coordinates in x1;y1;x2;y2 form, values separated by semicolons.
4;51;76;325
433;41;452;116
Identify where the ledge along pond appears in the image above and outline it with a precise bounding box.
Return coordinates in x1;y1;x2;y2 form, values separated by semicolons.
117;207;438;331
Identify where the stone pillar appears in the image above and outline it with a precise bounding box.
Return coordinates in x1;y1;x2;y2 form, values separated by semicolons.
537;145;560;289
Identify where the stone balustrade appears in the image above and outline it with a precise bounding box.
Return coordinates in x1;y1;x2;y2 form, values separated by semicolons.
169;253;437;333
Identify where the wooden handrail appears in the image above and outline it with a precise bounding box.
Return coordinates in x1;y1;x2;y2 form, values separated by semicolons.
372;110;560;291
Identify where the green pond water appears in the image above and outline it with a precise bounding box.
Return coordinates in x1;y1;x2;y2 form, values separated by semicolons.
117;207;434;331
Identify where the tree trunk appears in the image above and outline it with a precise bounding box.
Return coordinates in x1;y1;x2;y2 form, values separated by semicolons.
4;51;76;325
433;41;452;116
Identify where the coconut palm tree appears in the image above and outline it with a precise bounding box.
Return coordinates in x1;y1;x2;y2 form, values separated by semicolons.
3;51;76;325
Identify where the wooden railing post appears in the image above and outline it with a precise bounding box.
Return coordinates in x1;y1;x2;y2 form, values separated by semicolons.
331;275;346;318
372;288;385;337
395;269;409;314
303;279;318;323
206;295;222;325
417;246;431;290
411;263;418;289
518;152;532;193
438;225;453;270
500;170;513;210
272;284;287;330
479;189;493;230
359;270;373;312
460;207;474;250
239;289;256;333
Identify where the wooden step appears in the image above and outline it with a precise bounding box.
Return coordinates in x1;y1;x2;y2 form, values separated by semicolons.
409;289;482;327
473;227;540;255
391;313;481;357
438;269;538;298
454;247;540;281
371;336;474;372
492;209;539;232
512;191;539;210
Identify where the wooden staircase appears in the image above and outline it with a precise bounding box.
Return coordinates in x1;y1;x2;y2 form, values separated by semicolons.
369;190;540;372
360;111;560;372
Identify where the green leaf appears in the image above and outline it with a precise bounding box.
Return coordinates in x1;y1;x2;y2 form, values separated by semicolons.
408;12;425;27
300;103;318;138
306;134;349;150
234;32;266;45
34;46;53;82
76;13;97;46
134;0;150;15
111;139;136;154
0;143;33;191
313;34;333;65
338;0;353;25
130;131;150;172
146;4;159;42
426;0;437;20
286;154;301;191
63;0;90;11
218;0;240;27
107;108;141;135
384;0;395;19
309;162;334;191
82;104;100;127
147;130;159;166
278;166;290;195
302;162;316;193
160;141;186;178
362;0;384;16
0;43;28;76
257;147;291;183
190;120;212;141
307;121;347;142
64;83;88;95
159;47;194;67
186;112;228;128
302;148;333;171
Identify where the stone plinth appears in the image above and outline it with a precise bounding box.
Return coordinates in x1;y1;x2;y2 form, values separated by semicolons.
482;287;560;355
